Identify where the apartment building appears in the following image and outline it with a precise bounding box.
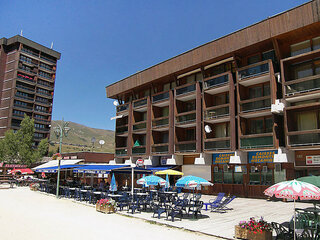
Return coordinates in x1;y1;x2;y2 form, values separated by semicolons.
0;35;60;145
106;1;320;197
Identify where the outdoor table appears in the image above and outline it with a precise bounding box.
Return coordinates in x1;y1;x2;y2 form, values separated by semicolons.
203;202;211;211
80;189;88;193
108;194;123;201
69;188;76;190
93;191;103;195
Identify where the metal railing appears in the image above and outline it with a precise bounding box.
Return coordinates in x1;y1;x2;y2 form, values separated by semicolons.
175;142;196;152
117;103;129;112
132;146;146;155
285;77;320;96
204;139;230;150
241;98;271;113
176;83;196;96
133;98;147;108
152;91;169;103
288;132;320;147
204;74;229;89
152;117;169;128
176;112;196;124
204;106;229;120
133;122;146;131
240;135;273;149
238;62;269;80
152;145;169;154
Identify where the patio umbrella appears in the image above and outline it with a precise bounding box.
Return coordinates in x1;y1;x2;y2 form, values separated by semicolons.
264;179;320;240
165;174;170;191
136;175;166;186
9;168;34;175
175;175;213;188
296;175;320;188
109;173;117;192
155;169;184;176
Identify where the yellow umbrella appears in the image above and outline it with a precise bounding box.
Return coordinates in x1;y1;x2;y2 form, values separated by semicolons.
155;169;184;176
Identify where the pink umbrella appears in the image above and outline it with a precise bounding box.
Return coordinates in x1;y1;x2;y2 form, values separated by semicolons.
264;180;320;240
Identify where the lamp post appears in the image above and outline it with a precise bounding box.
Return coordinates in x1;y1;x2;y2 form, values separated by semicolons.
54;119;70;198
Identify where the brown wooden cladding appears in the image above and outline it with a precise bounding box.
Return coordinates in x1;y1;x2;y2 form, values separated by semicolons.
295;150;320;167
106;1;320;98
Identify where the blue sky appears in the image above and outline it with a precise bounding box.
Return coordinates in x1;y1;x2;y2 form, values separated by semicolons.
0;0;309;130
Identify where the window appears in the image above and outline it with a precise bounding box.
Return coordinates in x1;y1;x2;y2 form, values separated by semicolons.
214;123;229;138
249;86;262;98
292;62;313;79
223;165;233;184
297;111;318;131
185;128;195;141
247;54;260;65
291;40;311;56
213;166;223;183
262;50;276;62
313;37;320;50
162;107;169;117
247;117;273;135
213;92;229;105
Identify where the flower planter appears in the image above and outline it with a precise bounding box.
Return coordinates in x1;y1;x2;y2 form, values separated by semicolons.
235;225;272;240
96;203;115;214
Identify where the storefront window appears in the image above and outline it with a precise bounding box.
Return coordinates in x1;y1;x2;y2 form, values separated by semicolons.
261;167;273;185
249;166;260;185
274;167;286;183
233;165;244;184
213;166;223;183
223;165;233;184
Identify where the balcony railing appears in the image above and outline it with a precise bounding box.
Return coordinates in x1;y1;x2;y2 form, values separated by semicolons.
117;103;129;112
34;118;50;124
175;141;196;152
204;106;229;120
40;55;56;64
15;94;34;102
152;144;169;154
285;75;320;96
152;117;169;128
240;134;273;149
133;98;147;108
36;91;52;98
132;146;146;155
35;127;50;132
116;126;128;135
21;48;39;58
152;91;169;103
12;113;25;118
18;66;34;75
204;139;230;151
176;83;196;96
238;61;269;80
133;121;146;131
14;104;33;110
241;97;271;113
37;82;53;89
17;74;35;84
115;148;128;156
204;74;229;89
288;130;320;147
16;85;35;93
176;112;196;124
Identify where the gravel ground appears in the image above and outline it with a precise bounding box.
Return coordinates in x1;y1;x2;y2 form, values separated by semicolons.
0;187;221;240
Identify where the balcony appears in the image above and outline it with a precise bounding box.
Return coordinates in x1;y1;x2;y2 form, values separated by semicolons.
37;82;53;90
133;98;147;109
34;118;50;124
18;66;35;75
116;103;129;113
13;104;33;111
16;85;35;94
175;112;196;127
237;61;271;87
34;109;50;115
39;65;54;72
152;91;169;106
204;105;229;122
288;130;320;147
15;94;34;102
12;113;25;119
21;48;39;58
175;141;196;153
176;83;196;101
115;148;128;156
38;72;52;81
204;73;230;94
35;127;50;132
116;126;128;135
133;121;146;132
152;144;169;154
240;97;271;114
36;91;53;99
240;133;273;149
204;138;230;151
35;99;51;106
132;146;146;155
40;55;56;64
285;75;320;101
152;117;169;130
17;75;36;85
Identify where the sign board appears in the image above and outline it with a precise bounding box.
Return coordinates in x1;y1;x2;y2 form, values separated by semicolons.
136;159;144;167
63;156;70;160
212;152;234;164
71;156;77;159
4;164;27;168
306;155;320;165
248;150;277;163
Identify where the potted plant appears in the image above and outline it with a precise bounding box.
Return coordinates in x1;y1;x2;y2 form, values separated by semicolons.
96;198;116;214
235;217;272;240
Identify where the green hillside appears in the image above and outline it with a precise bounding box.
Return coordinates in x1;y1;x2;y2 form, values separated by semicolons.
49;120;115;153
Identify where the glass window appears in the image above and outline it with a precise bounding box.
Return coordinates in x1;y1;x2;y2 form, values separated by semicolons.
163;83;170;91
249;119;264;134
292;62;313;79
261;166;273;185
263;84;270;96
274;166;286;183
195;72;203;82
214;93;228;105
262;50;276;62
312;37;320;51
162;107;169;117
214;123;229;138
265;117;273;133
315;59;320;75
234;166;244;184
297;111;317;131
291;40;311;56
249;166;260;185
213;166;223;183
224;166;233;184
248;55;260;65
186;75;195;84
249;86;262;98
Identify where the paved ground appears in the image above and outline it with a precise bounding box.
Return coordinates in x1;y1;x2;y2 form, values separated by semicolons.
0;188;316;239
0;187;220;240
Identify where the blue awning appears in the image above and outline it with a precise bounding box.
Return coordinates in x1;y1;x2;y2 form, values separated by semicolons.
111;167;152;174
73;165;129;174
146;166;172;171
35;165;85;173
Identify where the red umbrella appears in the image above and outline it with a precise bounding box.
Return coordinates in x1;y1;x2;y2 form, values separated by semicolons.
9;168;34;175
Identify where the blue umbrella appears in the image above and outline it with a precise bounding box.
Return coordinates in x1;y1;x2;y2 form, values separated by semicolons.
137;175;166;186
175;175;213;189
109;173;117;192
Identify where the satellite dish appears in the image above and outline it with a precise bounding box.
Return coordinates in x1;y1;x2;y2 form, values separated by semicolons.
204;125;212;133
99;140;105;145
113;100;119;106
